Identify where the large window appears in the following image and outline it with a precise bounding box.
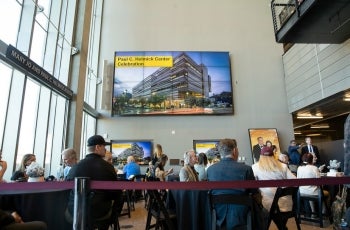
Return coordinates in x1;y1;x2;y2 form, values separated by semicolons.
0;0;102;181
0;0;21;46
0;63;12;150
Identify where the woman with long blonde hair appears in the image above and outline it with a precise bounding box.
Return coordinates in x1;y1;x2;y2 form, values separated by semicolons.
252;147;295;214
11;153;36;182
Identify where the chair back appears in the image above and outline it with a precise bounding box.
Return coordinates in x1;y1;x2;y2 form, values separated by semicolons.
145;189;176;230
268;187;301;230
208;190;255;230
297;186;328;227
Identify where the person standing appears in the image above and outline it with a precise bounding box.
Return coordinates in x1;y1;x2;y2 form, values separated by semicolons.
207;139;261;229
152;144;163;165
252;137;265;163
288;140;302;173
179;150;199;182
301;137;321;165
154;154;173;181
65;135;122;230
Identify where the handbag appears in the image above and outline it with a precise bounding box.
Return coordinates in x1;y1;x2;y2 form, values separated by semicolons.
331;185;347;227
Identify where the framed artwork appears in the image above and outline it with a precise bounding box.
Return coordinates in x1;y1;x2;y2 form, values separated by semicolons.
248;128;281;163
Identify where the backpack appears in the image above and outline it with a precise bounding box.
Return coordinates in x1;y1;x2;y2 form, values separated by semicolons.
331;185;347;227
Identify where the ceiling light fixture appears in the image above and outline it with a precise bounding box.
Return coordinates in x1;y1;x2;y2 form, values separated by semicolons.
294;131;302;135
310;124;329;129
308;133;322;136
344;97;350;101
297;115;323;119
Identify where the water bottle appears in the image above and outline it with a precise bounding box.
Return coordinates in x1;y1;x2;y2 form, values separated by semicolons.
340;218;348;229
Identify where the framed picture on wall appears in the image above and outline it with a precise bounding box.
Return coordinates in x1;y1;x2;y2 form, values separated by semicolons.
248;128;281;163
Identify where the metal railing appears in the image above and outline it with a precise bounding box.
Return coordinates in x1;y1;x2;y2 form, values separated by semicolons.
271;0;302;33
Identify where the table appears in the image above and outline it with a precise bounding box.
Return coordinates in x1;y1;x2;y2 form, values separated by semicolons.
0;189;71;230
167;190;212;230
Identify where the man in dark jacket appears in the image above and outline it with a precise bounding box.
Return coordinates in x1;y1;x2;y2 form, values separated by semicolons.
65;135;122;230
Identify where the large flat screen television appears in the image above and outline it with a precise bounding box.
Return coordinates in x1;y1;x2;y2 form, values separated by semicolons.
112;51;233;116
193;139;220;160
111;139;153;165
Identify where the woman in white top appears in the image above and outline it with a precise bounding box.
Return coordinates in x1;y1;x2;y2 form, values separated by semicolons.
194;152;208;181
252;146;296;212
297;153;330;213
297;153;320;195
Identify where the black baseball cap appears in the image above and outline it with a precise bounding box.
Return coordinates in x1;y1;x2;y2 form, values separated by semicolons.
87;135;111;147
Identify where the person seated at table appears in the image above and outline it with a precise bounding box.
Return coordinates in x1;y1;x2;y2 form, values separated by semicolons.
154;154;173;181
123;156;141;180
252;146;295;228
207;139;262;229
61;148;78;180
0;150;7;183
278;152;289;165
179;150;199;182
65;135;123;230
297;153;330;216
10;154;36;182
0;208;47;230
194;152;208;181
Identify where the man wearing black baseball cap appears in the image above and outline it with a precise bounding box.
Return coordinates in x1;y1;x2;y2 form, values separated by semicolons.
65;135;122;229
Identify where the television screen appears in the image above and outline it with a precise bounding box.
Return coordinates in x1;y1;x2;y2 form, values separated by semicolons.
111;139;153;165
193;139;220;160
112;51;233;116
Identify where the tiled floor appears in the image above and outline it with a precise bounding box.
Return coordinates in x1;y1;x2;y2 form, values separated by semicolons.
118;199;334;230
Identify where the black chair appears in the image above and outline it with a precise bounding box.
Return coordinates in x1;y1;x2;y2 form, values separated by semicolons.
208;190;255;230
145;189;177;230
268;187;301;230
132;174;147;203
116;175;133;218
297;186;330;228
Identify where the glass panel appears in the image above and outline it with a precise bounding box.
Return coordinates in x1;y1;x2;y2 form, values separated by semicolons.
17;79;40;164
0;0;22;45
35;0;51;29
0;63;13;149
30;23;47;65
80;112;96;159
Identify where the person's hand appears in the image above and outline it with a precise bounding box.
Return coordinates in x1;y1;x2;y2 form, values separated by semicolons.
11;212;23;223
318;164;326;172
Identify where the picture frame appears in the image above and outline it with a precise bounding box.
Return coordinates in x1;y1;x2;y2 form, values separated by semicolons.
248;128;281;163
